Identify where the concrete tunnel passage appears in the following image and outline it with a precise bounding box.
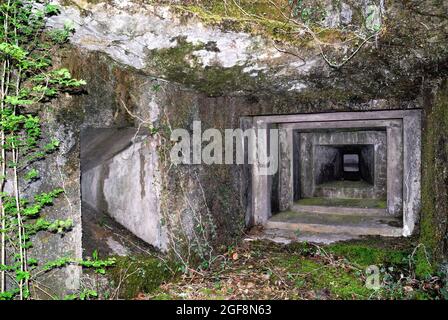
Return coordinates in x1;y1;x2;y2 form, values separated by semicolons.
292;129;388;204
314;144;376;187
248;110;422;238
80;128;167;257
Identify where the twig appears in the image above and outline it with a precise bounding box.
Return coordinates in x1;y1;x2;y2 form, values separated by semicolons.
267;0;380;69
272;42;306;67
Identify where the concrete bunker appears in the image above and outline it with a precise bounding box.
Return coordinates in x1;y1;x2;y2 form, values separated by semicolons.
247;110;422;239
80;128;166;257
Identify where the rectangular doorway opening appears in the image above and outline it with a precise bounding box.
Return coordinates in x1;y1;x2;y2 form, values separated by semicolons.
343;154;359;173
247;110;423;240
314;144;375;192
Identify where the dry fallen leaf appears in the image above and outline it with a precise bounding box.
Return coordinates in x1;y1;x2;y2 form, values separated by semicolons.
135;293;147;300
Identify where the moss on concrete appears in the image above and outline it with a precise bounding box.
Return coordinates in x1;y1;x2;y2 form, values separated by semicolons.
144;34;368;99
172;0;349;46
174;2;305;45
108;255;176;299
291;87;363;105
297;197;387;209
146;37;262;96
317;180;372;189
418;79;448;276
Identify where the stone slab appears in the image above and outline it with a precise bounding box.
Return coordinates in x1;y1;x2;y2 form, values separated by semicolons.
266;211;402;237
292;204;387;216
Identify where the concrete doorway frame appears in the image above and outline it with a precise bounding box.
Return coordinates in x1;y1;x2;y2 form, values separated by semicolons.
247;110;422;236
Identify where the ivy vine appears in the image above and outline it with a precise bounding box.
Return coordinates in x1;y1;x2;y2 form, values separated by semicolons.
0;0;114;300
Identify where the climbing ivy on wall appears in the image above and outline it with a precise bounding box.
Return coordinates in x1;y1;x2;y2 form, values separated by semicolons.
0;0;114;300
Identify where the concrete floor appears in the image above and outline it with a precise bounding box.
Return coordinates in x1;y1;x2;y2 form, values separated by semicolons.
267;211;401;236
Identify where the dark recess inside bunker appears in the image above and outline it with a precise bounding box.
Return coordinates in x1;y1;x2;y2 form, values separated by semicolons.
314;144;375;186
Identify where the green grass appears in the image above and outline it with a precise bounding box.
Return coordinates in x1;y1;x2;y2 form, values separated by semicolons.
326;243;409;268
151;293;177;300
274;254;373;299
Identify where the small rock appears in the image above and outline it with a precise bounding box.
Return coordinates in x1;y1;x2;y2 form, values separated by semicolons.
340;3;353;25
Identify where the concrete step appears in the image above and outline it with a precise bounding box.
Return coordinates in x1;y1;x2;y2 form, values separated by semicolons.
265;211;402;237
245;228;361;245
292;203;386;216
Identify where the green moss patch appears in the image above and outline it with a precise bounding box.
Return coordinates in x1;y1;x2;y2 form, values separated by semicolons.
317;180;372;189
171;0;341;46
108;255;176;299
297;258;372;299
326;243;409;268
419;80;448;274
174;1;305;45
145;37;261;96
414;246;433;279
271;246;373;299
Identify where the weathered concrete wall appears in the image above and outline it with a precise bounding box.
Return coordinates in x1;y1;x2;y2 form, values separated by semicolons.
47;0;447;104
82;138;167;250
419;79;448;271
314;146;343;185
360;146;375;184
28;95;83;298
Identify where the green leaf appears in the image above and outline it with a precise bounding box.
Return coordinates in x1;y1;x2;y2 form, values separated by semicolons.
43;257;72;271
0;43;28;60
92;249;99;261
4;96;34;106
25;169;39;181
44;4;61;15
0;289;19;300
63;294;77;300
15;270;30;282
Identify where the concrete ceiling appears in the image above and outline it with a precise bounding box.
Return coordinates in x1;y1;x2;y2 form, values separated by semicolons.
80;127;147;172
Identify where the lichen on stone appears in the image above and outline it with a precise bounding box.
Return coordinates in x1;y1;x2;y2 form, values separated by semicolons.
145;36;270;96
